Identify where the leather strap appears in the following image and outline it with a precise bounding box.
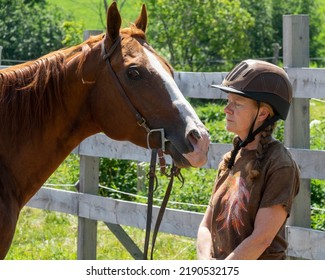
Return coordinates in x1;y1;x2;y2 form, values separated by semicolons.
102;35;181;260
102;37;151;133
143;149;182;260
143;148;158;259
149;163;179;260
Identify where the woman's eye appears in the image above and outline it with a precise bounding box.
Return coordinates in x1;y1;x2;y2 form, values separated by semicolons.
127;66;141;80
227;100;242;108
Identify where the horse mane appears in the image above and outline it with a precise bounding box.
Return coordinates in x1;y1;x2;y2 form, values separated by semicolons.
0;34;104;139
0;26;147;141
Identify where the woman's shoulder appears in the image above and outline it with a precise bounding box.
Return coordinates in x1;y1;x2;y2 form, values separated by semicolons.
267;140;297;168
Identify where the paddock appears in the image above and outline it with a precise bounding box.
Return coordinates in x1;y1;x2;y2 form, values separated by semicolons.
1;15;325;260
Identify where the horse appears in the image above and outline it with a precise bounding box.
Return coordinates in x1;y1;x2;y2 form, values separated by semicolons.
0;3;210;259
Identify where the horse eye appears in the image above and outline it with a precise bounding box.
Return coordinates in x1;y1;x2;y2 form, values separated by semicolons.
127;66;141;80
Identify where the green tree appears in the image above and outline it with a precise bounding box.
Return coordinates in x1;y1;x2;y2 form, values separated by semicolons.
145;0;254;71
240;0;275;59
0;0;83;63
145;0;325;70
270;0;325;65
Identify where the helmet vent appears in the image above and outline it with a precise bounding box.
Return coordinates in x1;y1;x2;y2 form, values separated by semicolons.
242;68;254;78
226;61;248;82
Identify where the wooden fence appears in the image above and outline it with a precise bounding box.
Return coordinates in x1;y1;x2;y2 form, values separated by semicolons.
2;15;325;259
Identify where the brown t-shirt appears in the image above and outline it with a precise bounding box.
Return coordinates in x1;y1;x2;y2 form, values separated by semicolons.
209;140;300;260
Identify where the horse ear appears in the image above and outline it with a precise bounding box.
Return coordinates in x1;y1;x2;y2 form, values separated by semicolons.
134;4;147;33
106;2;121;43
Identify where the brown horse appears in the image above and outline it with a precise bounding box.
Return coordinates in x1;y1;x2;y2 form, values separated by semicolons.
0;3;210;259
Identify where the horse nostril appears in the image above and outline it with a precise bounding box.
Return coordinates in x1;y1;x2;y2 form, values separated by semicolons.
191;129;201;140
187;129;201;146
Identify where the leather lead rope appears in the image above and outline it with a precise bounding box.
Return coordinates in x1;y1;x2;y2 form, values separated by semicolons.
102;35;182;260
143;149;182;260
149;162;180;260
143;148;158;260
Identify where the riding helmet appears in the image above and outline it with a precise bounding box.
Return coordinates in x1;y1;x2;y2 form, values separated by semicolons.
211;59;292;120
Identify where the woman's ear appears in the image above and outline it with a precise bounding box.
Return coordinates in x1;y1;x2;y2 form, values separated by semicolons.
258;107;271;122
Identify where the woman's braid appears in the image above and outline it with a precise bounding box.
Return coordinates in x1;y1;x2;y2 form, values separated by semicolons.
245;122;275;184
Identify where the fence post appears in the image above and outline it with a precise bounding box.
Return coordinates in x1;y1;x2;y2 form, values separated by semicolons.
283;15;310;228
0;46;2;65
76;30;103;260
77;155;100;259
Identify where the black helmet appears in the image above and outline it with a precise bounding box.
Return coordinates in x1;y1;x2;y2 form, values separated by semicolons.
211;59;292;120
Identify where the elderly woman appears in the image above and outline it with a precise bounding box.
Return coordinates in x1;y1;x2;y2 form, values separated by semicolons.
197;60;300;260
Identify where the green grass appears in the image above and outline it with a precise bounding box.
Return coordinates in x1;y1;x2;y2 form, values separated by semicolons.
310;99;325;150
310;98;325;120
48;0;144;30
6;207;197;260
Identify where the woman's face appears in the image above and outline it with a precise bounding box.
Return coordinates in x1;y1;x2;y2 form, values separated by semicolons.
224;93;259;139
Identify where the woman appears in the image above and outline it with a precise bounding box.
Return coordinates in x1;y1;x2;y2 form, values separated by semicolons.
197;59;300;260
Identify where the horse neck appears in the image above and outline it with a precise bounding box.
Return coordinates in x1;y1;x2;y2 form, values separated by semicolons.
1;50;101;206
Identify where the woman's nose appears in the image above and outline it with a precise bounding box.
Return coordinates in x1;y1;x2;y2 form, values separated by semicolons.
224;103;233;114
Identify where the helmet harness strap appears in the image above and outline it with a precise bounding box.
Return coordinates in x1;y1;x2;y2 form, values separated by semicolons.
227;102;280;169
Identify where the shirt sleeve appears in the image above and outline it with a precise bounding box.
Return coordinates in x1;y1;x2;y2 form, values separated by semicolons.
259;165;300;215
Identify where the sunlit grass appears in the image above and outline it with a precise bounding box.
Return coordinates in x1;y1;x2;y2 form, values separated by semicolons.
47;0;144;30
6;207;197;260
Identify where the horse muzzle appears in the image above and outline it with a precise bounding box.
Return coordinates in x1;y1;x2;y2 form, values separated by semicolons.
162;126;210;168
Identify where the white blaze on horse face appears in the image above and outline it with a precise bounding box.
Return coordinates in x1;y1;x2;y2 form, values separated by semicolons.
143;47;210;167
143;48;197;118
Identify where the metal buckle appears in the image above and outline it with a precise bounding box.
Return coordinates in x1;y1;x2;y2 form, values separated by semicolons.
147;128;165;152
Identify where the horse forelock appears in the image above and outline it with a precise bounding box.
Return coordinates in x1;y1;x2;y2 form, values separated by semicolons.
121;24;146;40
0;35;104;142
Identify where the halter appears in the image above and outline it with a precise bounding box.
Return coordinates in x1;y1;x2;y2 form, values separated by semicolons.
102;36;182;259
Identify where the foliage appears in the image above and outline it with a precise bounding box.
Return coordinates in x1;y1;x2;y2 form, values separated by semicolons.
309;116;325;150
313;0;325;66
0;0;83;62
240;0;274;59
144;0;254;71
309;97;325;189
311;179;325;231
271;0;325;66
45;154;79;191
309;99;325;230
99;158;138;200
190;99;232;143
143;0;325;71
61;21;84;47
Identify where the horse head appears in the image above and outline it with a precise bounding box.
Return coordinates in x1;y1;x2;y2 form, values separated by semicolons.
88;3;210;168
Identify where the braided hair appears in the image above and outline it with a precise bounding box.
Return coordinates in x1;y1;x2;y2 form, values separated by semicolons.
245;121;275;184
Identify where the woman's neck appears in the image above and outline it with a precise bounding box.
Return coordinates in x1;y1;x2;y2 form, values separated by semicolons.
240;133;261;150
